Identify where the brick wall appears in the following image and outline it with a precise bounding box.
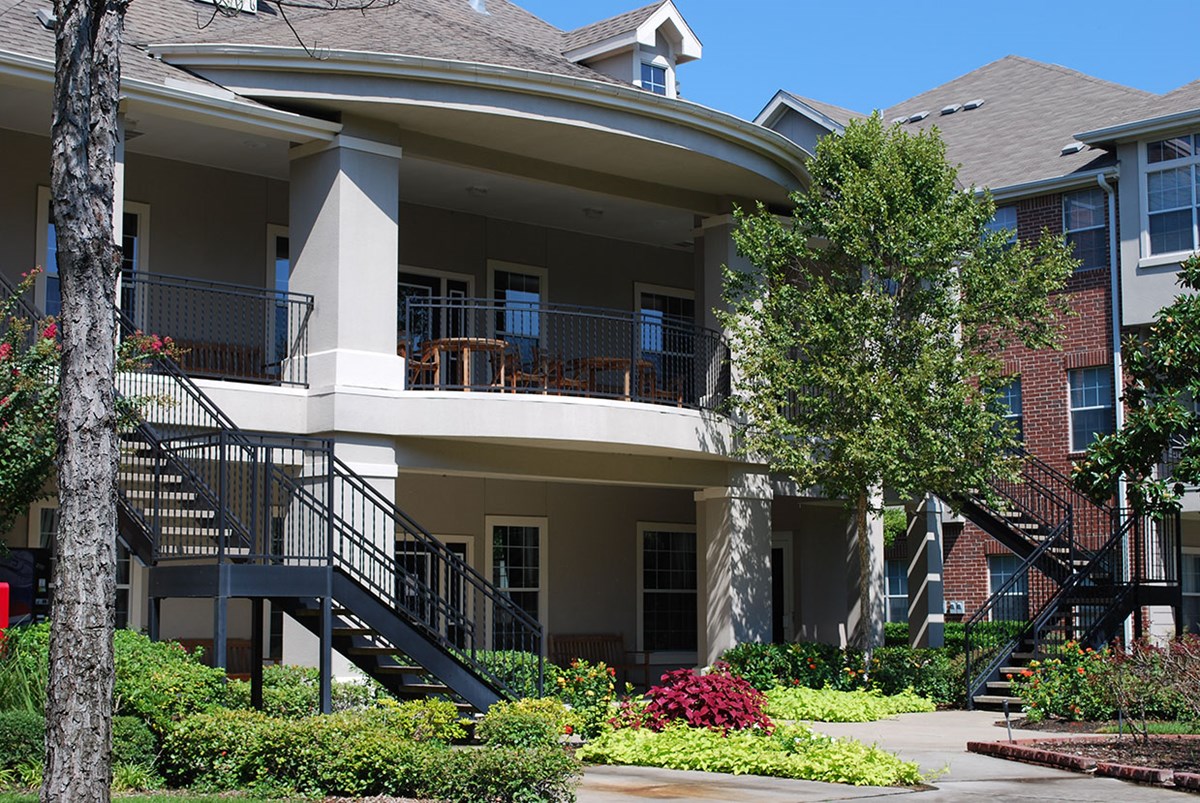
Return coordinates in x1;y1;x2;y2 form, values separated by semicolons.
945;190;1115;621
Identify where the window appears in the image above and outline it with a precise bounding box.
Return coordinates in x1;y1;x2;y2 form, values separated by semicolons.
885;559;908;623
639;525;697;652
398;268;472;348
999;378;1023;441
1068;367;1114;452
267;226;290;376
987;554;1028;622
1184;552;1200;635
637;286;695;397
488;518;546;651
1144;133;1200;256
1063;188;1106;271
489;264;545;363
985;205;1018;246
640;63;668;96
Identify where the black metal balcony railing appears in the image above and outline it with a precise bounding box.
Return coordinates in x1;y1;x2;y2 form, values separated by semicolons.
403;297;731;412
119;271;313;387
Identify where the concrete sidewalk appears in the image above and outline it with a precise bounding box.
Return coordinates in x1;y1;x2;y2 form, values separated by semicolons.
576;710;1186;802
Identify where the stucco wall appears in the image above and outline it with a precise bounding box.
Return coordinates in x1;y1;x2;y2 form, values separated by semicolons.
771;498;856;646
0;128;49;283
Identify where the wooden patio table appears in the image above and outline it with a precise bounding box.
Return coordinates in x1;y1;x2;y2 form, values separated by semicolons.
425;337;508;390
571;355;652;400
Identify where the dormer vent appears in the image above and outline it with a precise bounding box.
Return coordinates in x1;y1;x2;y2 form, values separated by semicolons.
907;111;929;123
962;98;985;110
1061;142;1087;155
468;0;489;14
890;117;907;125
35;8;55;29
940;104;961;115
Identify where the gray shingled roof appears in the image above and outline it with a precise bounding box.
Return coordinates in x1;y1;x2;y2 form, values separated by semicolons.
780;92;866;128
877;56;1154;190
561;1;663;52
0;0;653;92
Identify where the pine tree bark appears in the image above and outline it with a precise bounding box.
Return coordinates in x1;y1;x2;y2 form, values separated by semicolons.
42;0;126;799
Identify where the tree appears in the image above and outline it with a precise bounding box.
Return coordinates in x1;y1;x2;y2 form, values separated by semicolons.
722;114;1077;649
1074;255;1200;513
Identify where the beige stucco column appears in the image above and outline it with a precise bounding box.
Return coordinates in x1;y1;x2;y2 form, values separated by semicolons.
288;121;404;394
695;473;773;665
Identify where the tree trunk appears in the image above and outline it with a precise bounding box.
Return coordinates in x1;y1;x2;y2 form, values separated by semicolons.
851;489;884;651
42;0;126;799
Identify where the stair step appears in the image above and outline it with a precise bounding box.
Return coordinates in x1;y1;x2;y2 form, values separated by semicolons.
973;694;1024;706
124;489;197;502
333;626;374;637
347;646;400;656
396;682;451;694
157;526;232;537
119;471;184;485
987;680;1013;691
291;607;351;618
141;508;215;519
374;665;428;675
159;545;251;557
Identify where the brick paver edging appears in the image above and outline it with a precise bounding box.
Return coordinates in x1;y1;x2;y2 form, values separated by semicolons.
968;736;1200;789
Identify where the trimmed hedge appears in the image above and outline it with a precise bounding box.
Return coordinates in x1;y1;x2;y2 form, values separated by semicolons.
159;707;580;801
0;712;156;770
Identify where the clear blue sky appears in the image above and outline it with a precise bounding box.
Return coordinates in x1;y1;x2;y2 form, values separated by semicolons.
518;1;1195;121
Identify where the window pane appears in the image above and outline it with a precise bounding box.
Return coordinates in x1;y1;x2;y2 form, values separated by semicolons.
1149;209;1195;255
1147;136;1193;164
1064;188;1105;231
641;63;667;95
642;530;697;652
985;206;1018;244
1147;168;1193;213
1068;228;1106;271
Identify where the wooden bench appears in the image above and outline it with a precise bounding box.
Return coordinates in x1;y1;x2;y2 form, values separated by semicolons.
548;633;651;687
176;638;256;680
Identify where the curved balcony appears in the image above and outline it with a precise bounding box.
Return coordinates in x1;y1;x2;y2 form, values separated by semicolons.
401;297;730;413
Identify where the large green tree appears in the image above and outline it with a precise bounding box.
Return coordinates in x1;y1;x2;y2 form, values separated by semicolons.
1074;255;1200;513
723;114;1077;648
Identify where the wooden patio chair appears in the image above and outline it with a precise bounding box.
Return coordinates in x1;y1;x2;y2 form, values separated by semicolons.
546;356;588;396
503;345;548;392
398;341;438;388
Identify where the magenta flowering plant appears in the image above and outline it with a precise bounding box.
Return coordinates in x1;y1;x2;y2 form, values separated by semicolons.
613;663;773;734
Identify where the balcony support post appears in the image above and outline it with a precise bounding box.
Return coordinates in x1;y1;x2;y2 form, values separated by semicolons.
907;494;945;648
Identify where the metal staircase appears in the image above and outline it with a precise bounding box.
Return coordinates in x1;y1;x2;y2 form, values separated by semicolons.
2;274;541;712
960;451;1181;709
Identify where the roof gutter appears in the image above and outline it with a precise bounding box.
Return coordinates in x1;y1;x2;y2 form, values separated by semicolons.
146;43;810;184
1077;108;1200;145
981;166;1118;203
0;48;340;142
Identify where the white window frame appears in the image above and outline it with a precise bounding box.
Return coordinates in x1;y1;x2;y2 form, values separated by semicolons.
1183;548;1200;634
1067;366;1114;454
1062;187;1106;272
484;516;548;652
884;557;908;624
1139;131;1200;263
635;522;698;663
486;261;548;350
986;553;1028;623
399;264;476;340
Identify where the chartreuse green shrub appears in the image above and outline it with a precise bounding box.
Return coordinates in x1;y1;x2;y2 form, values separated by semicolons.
477;697;570;748
764;687;934;722
578;723;922;786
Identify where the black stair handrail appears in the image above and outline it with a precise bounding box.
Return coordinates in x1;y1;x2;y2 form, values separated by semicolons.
963;512;1072;701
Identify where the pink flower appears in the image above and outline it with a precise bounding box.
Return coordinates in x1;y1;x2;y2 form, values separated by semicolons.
0;343;11;360
41;323;57;339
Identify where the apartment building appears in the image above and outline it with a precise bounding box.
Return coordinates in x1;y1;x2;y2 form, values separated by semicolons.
760;57;1199;683
0;0;892;707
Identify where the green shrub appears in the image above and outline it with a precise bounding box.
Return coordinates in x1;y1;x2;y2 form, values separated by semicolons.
427;745;580;803
0;711;43;768
884;622;909;647
764;687;934;722
1008;642;1114;722
110;761;160;792
160;707;579;800
549;659;617;738
473;650;554;699
868;646;961;705
159;709;275;790
477;698;569;748
0;626;49;715
719;642;866;692
222;664;383;718
578;722;922;786
371;697;466;743
112;715;157;768
113;629;229;736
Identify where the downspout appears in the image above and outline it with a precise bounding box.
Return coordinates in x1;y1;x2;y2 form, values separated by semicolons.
1096;172;1132;647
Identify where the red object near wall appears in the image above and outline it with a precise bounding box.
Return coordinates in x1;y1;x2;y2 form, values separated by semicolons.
0;581;9;635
